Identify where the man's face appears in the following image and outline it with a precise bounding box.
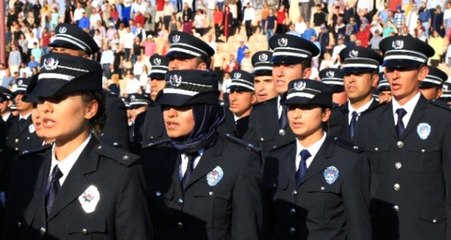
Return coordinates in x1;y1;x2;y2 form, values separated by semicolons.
228;90;256;118
344;72;378;104
254;75;277;102
420;87;442;100
150;79;166;101
15;92;33;113
168;57;206;70
0;99;11;114
272;62;307;95
384;66;428;105
378;90;392;104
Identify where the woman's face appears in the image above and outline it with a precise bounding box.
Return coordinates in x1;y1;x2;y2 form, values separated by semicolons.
36;94;98;144
163;106;195;139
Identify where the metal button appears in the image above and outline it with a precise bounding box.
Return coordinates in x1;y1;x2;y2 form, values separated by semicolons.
97;145;102;150
15;139;19;143
260;138;264;142
122;155;129;161
155;191;161;197
396;141;404;148
150;136;154;139
17;222;22;228
320;186;325;190
393;205;399;212
82;228;88;235
290;208;296;214
279;129;285;135
177;198;184;204
353;146;359;150
289;227;296;233
333;137;338;140
421;149;425;153
393;183;400;191
291;190;298;196
27;137;30;140
40;227;46;236
176;222;183;230
113;142;119;146
395;162;402;169
272;183;277;188
374;147;379;151
432;219;437;223
209;191;214;196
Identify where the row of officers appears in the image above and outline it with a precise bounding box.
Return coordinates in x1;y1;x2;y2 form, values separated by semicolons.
0;23;450;240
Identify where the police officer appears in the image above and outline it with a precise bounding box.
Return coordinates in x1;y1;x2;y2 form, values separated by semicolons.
252;51;277;103
220;70;256;139
249;34;320;155
0;87;14;124
166;31;215;70
263;79;371;240
142;70;263;240
419;66;448;100
377;73;392;104
3;53;152;239
328;46;382;142
355;35;451;240
319;68;346;106
49;23;130;150
127;94;151;153
6;78;42;153
439;81;451;105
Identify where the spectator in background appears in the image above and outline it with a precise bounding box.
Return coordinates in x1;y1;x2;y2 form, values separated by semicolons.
369;29;382;52
243;2;255;41
124;70;141;96
356;24;371;48
318;24;330;57
40;27;51;54
444;2;451;37
213;5;223;40
265;8;277;41
429;29;446;67
313;4;327;28
78;11;90;29
194;9;207;36
394;5;406;33
27;55;40;69
123;27;135;61
236;39;248;65
240;49;253;73
276;5;288;34
8;45;21;75
142;35;157;62
418;1;431;38
182;2;193;34
302;21;317;41
295;16;307;37
260;2;269;34
1;69;14;89
100;44;115;79
432;5;445;37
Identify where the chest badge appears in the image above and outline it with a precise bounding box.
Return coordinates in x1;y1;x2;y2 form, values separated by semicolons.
323;166;339;185
417;123;431;140
78;185;100;214
28;124;35;133
206;166;224;187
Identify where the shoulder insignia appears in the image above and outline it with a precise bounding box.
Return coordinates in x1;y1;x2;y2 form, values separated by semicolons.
18;143;52;157
95;142;139;166
330;136;363;153
224;133;261;153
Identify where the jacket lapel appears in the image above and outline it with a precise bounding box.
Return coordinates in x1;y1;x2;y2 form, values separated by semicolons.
402;96;427;139
47;138;99;221
383;102;397;138
299;138;334;186
281;143;297;186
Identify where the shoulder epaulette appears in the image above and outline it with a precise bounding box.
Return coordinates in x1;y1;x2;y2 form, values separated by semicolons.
94;142;139;166
330;136;363;153
224;133;261;153
19;143;52;157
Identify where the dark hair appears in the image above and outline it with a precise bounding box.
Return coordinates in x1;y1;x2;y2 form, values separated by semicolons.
81;91;105;138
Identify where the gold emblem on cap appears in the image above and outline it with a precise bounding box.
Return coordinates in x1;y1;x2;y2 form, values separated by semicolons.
294;81;306;91
278;38;288;47
326;71;335;78
349;50;359;58
392;40;404;49
43;57;59;70
172;35;181;43
258;53;268;61
169;74;182;87
153;58;161;65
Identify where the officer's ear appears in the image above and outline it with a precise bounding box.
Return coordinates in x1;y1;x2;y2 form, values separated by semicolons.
321;107;331;123
417;65;429;82
371;72;379;88
251;93;257;105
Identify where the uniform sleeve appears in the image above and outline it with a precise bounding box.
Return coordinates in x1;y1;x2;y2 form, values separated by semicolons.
231;153;264;240
115;161;153;240
101;93;130;151
341;153;372;239
442;119;451;239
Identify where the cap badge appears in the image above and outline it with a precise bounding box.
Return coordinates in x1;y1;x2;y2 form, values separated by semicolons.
43;57;59;70
169;74;182;87
443;85;448;91
233;72;242;79
392;40;404;50
206;166;224;187
172;34;181;43
417;122;431;140
349;50;359;58
153;58;161;65
17;79;23;86
58;26;67;34
278;37;288;47
78;185;100;214
293;81;306;91
258;53;268;61
323;166;339;185
130;94;136;101
326;71;335;78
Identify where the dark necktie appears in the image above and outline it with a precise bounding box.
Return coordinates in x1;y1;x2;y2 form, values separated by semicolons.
19;118;27;131
181;153;198;190
295;150;311;187
46;165;63;215
279;105;288;129
349;111;358;140
396;108;407;138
